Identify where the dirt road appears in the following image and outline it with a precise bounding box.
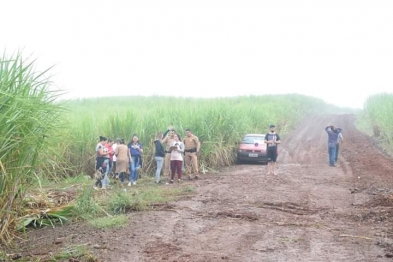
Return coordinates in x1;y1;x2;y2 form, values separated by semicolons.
16;114;393;261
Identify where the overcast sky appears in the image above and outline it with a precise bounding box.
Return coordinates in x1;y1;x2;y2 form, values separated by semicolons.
1;1;392;108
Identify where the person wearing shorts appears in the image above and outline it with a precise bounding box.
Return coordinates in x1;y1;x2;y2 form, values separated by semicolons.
264;124;281;175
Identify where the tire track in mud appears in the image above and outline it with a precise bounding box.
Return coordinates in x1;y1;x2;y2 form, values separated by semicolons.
133;114;391;262
255;201;324;216
280;114;330;166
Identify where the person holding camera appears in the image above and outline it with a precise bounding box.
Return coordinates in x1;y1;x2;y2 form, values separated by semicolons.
183;128;201;179
169;133;184;183
325;124;342;167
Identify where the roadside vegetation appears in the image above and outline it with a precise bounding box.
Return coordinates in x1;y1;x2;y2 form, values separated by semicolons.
0;54;64;245
1;243;99;262
19;175;193;227
57;94;336;178
358;93;393;154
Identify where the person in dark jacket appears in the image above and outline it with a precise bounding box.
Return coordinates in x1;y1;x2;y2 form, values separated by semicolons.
154;131;165;183
128;134;143;186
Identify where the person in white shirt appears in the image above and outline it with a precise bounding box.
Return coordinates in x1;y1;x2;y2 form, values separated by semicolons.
169;133;184;183
335;131;343;164
112;138;120;179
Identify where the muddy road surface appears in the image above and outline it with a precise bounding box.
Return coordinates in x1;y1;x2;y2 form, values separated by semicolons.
15;114;393;261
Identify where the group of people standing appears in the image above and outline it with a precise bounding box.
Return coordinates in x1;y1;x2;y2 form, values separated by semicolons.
96;124;343;188
94;123;342;189
153;126;201;184
94;126;201;189
94;134;143;189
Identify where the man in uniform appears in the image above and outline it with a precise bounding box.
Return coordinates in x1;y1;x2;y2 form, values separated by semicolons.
162;126;176;177
183;128;201;179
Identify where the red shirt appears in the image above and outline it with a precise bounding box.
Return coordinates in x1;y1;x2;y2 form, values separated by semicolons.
105;144;114;161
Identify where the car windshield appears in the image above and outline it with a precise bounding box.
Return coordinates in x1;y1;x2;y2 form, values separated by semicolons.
242;136;265;144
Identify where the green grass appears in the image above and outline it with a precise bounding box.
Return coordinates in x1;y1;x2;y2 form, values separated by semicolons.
34;173;92;190
88;214;128;229
15;175;195;234
355;111;374;137
73;186;101;220
182;185;195;193
0;53;64;244
362;93;393;151
53;244;97;261
16;207;71;231
57;174;92;187
0;250;8;261
106;177;195;214
107;191;133;214
51;94;341;178
0;244;97;262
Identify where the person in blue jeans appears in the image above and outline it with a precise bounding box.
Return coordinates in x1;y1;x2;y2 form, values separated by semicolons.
154;131;165;183
325;124;342;167
335;132;343;164
95;135;109;188
128;134;143;186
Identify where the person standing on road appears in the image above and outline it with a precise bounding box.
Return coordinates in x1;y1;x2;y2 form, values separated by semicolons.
95;136;108;172
94;136;109;188
112;138;120;180
115;138;132;186
169;133;185;183
104;138;115;177
154;131;165;183
325;124;342;167
183;128;201;180
128;134;143;186
335;131;343;164
264;124;281;175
